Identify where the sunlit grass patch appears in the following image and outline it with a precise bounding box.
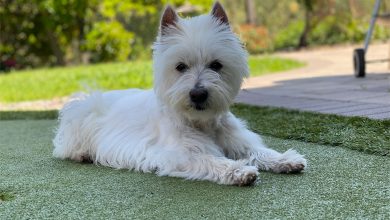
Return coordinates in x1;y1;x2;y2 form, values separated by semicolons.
0;56;304;103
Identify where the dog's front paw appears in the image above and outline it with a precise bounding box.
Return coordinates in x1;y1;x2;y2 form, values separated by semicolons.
232;166;259;186
275;149;307;174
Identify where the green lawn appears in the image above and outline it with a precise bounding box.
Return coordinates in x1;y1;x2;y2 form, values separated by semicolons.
0;57;304;103
0;119;389;219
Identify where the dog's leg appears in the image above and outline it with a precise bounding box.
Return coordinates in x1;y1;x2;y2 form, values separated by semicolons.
152;127;259;186
248;148;306;174
157;152;258;186
217;113;307;173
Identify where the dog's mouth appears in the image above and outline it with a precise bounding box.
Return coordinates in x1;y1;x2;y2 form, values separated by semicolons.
194;105;206;111
189;103;207;111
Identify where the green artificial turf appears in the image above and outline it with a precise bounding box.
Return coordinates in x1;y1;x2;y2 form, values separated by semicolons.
0;57;304;103
231;104;390;157
0;110;58;120
1;103;389;157
0;120;389;219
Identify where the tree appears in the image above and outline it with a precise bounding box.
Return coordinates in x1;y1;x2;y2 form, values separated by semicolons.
297;0;335;48
244;0;256;25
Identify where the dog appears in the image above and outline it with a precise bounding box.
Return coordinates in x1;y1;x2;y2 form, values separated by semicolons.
53;2;306;186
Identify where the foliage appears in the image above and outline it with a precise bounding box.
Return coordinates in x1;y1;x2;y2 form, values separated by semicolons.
1;0;389;69
0;56;303;102
0;0;94;67
236;25;271;54
273;21;305;50
0;0;212;68
223;0;390;51
85;21;134;62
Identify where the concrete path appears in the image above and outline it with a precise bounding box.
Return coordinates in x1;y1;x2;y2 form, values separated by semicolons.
236;42;390;120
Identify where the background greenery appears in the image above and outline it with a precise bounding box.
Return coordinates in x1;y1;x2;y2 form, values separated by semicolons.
1;0;389;69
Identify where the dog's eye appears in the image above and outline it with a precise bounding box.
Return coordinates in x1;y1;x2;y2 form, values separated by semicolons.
176;63;188;73
209;60;223;72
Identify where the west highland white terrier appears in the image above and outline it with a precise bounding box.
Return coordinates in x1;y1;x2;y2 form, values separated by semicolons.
53;2;306;186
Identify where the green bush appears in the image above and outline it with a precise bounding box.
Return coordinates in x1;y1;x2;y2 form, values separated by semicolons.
309;15;390;46
273;21;304;50
237;25;272;54
85;21;135;62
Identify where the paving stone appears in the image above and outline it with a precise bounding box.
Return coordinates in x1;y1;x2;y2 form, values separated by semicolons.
303;102;361;111
315;103;384;114
332;106;390;116
368;112;390;120
353;94;390;105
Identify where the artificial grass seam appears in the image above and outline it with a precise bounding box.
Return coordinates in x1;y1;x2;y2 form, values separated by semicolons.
1;104;389;157
0;110;58;120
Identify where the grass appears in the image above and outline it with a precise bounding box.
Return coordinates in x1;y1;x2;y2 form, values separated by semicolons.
231;104;390;157
248;56;304;76
1;104;388;157
0;192;15;202
0;56;304;103
0;61;153;103
0;120;389;219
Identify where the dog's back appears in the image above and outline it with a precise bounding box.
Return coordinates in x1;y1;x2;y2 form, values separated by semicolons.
52;89;151;162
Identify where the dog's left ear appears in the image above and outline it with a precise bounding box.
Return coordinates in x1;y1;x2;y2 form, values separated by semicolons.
211;1;229;24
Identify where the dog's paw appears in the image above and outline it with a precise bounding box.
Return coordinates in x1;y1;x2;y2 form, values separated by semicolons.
232;166;259;186
275;149;307;174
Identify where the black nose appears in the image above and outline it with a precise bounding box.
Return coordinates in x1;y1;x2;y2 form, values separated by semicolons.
189;87;208;104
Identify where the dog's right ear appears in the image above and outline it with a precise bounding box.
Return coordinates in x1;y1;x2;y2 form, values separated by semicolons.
160;5;178;35
211;1;229;25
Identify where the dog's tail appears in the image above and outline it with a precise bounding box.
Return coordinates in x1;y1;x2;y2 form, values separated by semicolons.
53;92;108;162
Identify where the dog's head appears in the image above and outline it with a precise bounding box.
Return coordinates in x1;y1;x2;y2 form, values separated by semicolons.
153;2;248;121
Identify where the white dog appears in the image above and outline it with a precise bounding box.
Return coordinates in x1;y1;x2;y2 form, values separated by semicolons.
53;2;306;186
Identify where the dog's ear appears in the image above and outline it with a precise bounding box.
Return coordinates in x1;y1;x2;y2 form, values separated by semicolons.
211;1;229;24
160;5;178;35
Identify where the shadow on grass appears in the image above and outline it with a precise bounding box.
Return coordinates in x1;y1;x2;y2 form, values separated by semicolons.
0;191;15;202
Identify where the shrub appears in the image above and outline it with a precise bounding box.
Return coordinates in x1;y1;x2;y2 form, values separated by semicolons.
273;21;304;50
85;21;135;62
236;25;271;54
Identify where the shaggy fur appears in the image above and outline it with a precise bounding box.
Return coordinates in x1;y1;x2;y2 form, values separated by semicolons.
53;2;306;186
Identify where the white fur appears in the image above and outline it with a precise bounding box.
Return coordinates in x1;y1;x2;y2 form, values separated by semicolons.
53;5;306;186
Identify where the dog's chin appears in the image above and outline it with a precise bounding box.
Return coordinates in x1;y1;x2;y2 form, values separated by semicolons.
179;103;224;122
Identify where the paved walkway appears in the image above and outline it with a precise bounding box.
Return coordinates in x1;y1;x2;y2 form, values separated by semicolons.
236;42;390;120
